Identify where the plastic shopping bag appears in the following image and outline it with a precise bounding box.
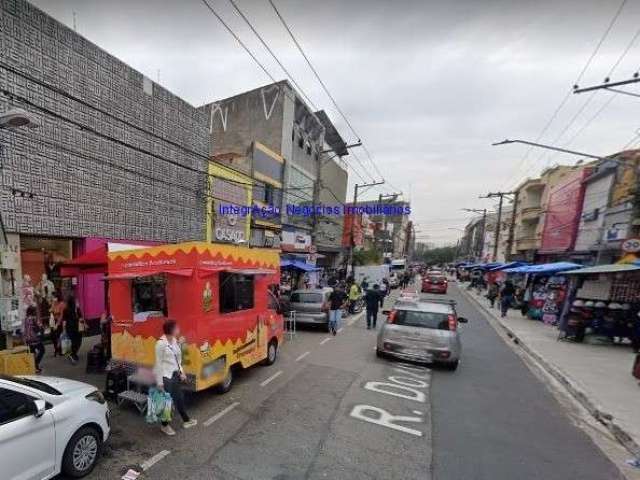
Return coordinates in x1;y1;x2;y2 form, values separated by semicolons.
60;332;72;355
145;388;173;424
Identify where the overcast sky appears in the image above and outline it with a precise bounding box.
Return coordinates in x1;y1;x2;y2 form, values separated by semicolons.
32;0;640;246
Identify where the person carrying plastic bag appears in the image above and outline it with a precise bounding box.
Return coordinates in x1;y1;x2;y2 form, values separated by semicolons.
153;320;197;435
146;387;173;424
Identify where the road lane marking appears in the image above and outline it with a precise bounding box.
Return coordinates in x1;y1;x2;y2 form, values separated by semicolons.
203;402;240;427
337;327;344;333
347;316;358;326
140;450;171;471
260;370;283;387
319;337;332;345
295;351;310;362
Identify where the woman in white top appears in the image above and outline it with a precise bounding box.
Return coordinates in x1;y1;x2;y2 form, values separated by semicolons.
154;320;197;435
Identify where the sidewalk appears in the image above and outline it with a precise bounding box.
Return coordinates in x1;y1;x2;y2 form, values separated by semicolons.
461;285;640;456
36;335;106;389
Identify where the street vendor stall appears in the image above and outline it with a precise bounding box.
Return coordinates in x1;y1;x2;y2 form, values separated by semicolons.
558;263;640;347
107;241;284;392
502;262;583;323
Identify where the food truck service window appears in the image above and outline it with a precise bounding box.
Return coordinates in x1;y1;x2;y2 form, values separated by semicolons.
220;273;254;313
132;275;168;320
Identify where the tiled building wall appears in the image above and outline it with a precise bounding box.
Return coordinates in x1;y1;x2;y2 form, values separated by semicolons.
0;0;210;241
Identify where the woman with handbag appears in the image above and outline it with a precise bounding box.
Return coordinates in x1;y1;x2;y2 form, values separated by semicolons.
154;320;197;436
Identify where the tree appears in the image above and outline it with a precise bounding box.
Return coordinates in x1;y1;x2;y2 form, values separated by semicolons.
353;247;383;266
419;245;457;265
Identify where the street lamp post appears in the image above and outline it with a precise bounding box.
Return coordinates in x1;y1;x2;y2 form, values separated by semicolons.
0;108;39;349
492;139;611;162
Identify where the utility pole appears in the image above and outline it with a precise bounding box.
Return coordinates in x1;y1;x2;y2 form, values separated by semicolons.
348;181;385;275
377;192;401;257
506;191;519;261
480;192;514;261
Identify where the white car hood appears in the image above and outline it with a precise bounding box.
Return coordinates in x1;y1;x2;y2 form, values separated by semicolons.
20;375;97;395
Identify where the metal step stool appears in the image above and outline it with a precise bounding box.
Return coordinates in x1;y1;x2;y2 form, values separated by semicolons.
117;390;148;413
116;371;154;414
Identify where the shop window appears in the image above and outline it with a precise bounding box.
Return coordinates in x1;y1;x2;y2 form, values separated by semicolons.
132;275;168;319
219;272;254;313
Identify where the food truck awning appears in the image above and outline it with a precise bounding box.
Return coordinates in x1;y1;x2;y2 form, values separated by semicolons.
559;263;640;275
226;268;277;275
105;268;193;280
197;267;277;278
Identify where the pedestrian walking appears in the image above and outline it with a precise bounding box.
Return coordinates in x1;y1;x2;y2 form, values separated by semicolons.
327;285;347;335
348;281;361;314
381;278;390;297
50;291;65;356
500;280;516;318
365;284;384;330
154;320;197;435
487;282;499;308
23;305;44;373
63;294;83;364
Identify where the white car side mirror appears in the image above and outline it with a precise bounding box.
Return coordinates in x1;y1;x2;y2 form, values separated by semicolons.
33;399;46;418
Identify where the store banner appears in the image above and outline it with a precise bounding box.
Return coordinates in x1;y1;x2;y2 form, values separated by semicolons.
541;168;591;253
342;213;364;247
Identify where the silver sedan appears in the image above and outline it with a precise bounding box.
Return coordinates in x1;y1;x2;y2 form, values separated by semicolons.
376;299;468;370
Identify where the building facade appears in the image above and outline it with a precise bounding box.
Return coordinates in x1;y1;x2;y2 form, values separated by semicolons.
0;0;209;323
202;81;327;256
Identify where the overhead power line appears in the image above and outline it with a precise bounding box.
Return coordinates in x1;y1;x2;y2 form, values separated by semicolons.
198;0;373;184
267;0;393;187
501;0;628;189
226;0;317;111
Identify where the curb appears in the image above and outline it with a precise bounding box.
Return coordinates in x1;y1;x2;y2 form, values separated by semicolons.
458;285;640;457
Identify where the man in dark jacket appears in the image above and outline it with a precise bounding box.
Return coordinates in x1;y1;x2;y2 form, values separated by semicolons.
365;284;385;330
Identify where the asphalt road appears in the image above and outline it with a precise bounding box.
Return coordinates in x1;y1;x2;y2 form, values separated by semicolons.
431;283;623;480
74;283;624;480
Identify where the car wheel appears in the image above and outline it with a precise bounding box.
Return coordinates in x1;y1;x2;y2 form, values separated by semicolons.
62;426;102;478
263;340;278;366
216;367;234;394
444;360;459;371
376;349;384;358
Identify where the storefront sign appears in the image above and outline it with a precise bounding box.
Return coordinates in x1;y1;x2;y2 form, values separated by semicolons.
621;237;640;253
606;223;629;242
0;247;19;270
215;213;245;243
281;230;312;252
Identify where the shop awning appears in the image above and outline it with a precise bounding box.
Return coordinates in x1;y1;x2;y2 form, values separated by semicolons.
104;268;193;280
463;262;504;271
489;262;529;271
560;263;640;275
280;259;320;272
59;245;108;277
491;261;530;271
503;262;583;274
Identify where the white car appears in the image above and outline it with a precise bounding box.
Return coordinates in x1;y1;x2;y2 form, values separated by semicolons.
0;375;111;479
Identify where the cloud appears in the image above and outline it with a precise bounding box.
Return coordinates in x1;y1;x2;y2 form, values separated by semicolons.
31;0;640;245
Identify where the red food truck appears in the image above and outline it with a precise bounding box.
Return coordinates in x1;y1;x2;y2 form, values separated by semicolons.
107;241;283;392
